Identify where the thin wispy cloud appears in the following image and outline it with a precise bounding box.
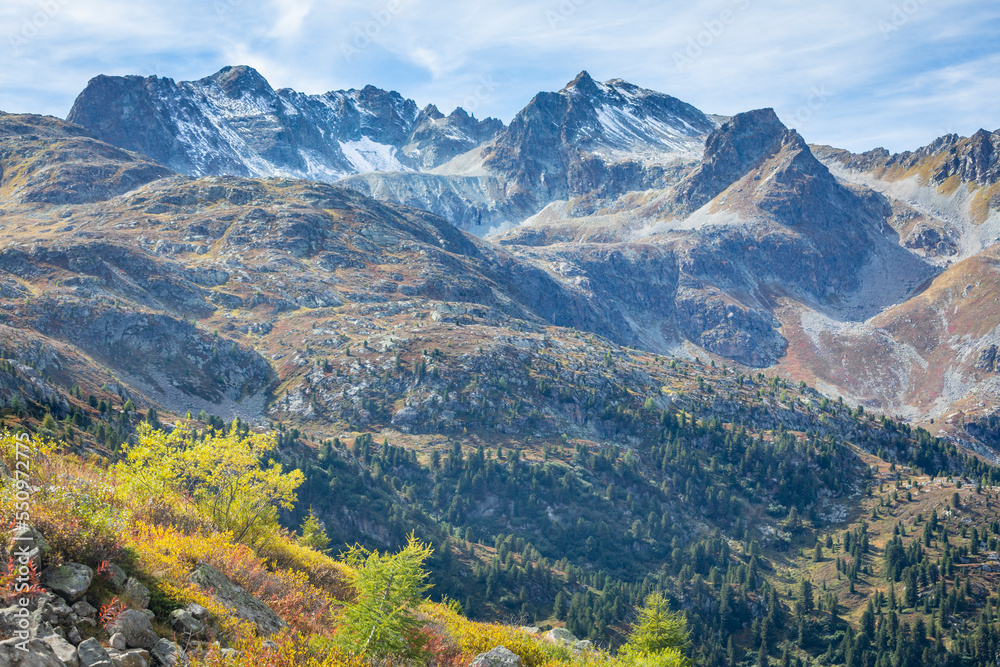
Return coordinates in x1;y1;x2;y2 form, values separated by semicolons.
269;0;315;39
0;0;997;152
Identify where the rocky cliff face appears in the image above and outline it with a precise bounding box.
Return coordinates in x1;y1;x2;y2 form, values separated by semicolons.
66;67;714;233
479;71;714;206
510;241;788;367
334;171;516;235
818;128;1000;187
401;105;503;169
66;65;502;183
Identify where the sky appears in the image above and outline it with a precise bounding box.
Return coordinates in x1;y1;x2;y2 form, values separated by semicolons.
1;0;998;153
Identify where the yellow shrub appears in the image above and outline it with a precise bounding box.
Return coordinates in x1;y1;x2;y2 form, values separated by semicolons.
258;531;354;602
30;488;129;567
424;604;574;667
117;423;304;544
128;522;341;637
189;633;367;667
1;431;128;567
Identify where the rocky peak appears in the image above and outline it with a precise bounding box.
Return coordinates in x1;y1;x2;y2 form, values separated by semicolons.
419;104;445;121
446;107;502;140
341;85;419;146
356;84;417;119
934;128;1000;185
816;128;999;190
204;65;274;99
402;104;504;169
563;70;601;97
704;108;788;169
67;67;430;179
532;72;717;150
480;73;715;207
668;108;791;214
448;107;472;122
66;74;212;175
916;133;962;158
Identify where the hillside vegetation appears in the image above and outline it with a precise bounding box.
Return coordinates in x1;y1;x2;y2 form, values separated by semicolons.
3;341;1000;666
1;424;691;667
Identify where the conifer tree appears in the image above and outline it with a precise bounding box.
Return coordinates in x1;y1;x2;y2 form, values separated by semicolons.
338;534;433;658
798;579;814;614
621;591;690;666
299;508;330;552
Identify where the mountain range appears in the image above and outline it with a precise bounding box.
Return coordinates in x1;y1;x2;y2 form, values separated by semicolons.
63;66;1000;438
4;64;1000;664
1;64;998;447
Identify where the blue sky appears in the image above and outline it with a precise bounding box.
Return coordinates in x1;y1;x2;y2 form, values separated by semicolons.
1;0;998;153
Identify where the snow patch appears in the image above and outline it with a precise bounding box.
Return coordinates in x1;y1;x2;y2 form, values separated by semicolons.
297;148;350;181
338;137;410;173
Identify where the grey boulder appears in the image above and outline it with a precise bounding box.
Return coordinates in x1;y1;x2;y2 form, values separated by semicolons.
150;639;188;666
183;603;207;621
77;638;113;667
0;637;65;667
105;564;128;591
471;646;523;667
543;628;578;645
41;564;93;603
190;563;285;635
120;579;150;611
107;648;150;667
167;609;205;638
72;601;97;618
107;610;158;651
43;634;79;667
